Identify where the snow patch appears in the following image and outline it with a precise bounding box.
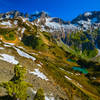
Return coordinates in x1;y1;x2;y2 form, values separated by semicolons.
31;88;36;94
3;42;15;47
4;44;11;47
84;12;92;16
0;18;3;20
14;47;36;61
76;82;83;88
21;28;25;34
0;47;4;50
65;76;72;80
18;27;21;31
0;21;12;27
37;64;42;67
19;37;21;40
31;52;38;56
26;22;30;26
59;68;65;71
92;77;96;80
31;22;35;25
75;73;81;76
78;20;91;25
4;42;15;46
22;18;29;22
29;69;48;81
40;62;43;65
78;20;91;30
96;49;100;57
6;15;10;19
18;46;25;50
0;54;19;64
30;88;55;100
66;71;73;75
45;96;55;100
60;68;73;75
14;20;18;25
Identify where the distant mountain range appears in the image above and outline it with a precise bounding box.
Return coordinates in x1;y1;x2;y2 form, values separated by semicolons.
1;10;100;31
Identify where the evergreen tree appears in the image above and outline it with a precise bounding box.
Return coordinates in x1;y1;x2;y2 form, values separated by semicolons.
34;88;45;100
0;64;32;100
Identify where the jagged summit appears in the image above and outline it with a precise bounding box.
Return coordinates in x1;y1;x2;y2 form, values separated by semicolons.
0;10;50;21
72;11;100;23
71;11;100;30
1;10;100;31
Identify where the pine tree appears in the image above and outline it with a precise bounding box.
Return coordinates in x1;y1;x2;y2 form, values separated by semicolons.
0;64;32;100
34;88;45;100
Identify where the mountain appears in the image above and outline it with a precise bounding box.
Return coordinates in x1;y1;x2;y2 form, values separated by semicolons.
0;10;100;100
1;11;100;30
72;11;100;30
0;10;100;59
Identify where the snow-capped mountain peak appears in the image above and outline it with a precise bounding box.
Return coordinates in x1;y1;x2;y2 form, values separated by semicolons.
1;10;100;32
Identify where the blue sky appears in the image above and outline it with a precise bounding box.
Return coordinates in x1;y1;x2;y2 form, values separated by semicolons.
0;0;100;21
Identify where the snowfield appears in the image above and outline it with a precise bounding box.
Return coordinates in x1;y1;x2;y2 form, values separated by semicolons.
0;54;19;64
45;18;61;30
43;18;77;32
29;69;48;81
14;47;36;61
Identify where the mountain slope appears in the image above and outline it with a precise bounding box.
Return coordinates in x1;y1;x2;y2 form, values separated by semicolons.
0;11;100;100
